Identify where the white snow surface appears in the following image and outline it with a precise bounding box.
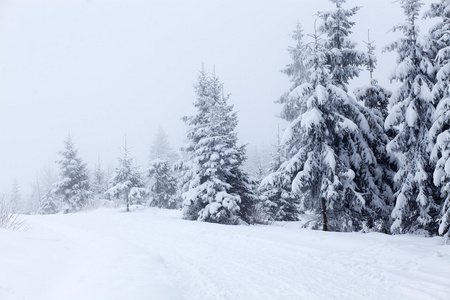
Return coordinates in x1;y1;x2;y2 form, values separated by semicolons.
1;207;450;300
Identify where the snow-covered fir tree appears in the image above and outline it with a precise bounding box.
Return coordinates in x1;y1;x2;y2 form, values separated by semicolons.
260;128;300;222
353;33;398;232
106;143;147;212
149;127;178;164
178;69;255;224
53;135;92;213
39;190;60;215
318;0;395;230
148;158;178;209
384;0;438;235
36;164;60;214
92;158;107;198
264;0;389;231
426;0;450;238
10;179;24;214
264;12;386;231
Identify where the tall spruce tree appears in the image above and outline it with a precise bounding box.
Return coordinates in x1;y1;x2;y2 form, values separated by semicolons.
106;142;147;212
264;24;379;231
426;0;450;238
317;0;389;230
53;135;91;213
318;0;398;231
179;69;254;224
384;0;438;234
353;33;398;232
264;0;387;231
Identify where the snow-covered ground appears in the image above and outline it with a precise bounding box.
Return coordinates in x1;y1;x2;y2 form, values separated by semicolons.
1;207;449;300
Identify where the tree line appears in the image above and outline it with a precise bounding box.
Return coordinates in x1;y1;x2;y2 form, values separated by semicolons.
5;0;450;240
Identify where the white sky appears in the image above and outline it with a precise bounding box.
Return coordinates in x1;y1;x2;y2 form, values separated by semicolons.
0;0;435;196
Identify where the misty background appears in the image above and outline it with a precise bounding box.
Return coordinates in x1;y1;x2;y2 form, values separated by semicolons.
0;0;434;195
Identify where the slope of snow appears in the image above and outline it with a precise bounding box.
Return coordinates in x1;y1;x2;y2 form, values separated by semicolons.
1;207;449;300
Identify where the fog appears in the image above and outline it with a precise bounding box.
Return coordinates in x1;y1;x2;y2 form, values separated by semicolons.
0;0;434;195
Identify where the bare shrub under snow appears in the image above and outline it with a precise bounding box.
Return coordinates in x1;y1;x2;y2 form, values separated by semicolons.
0;196;29;231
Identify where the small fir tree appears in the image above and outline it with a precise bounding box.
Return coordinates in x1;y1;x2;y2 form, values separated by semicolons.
245;145;272;183
10;179;24;214
149;127;179;164
106;143;147;212
53;135;92;213
148;158;178;209
260;129;300;222
39;190;60;215
37;164;59;214
92;158;107;198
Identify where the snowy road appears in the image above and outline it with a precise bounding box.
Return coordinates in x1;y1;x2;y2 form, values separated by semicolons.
1;208;449;300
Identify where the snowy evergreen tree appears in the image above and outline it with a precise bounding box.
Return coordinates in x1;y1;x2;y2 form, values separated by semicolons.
10;179;21;212
9;179;29;214
264;17;384;231
148;158;178;209
92;158;107;198
353;33;398;232
426;0;450;238
259;181;300;222
36;164;59;214
384;0;438;234
53;135;92;213
178;69;254;224
264;1;386;230
149;127;179;164
39;190;60;215
260;128;300;222
318;0;395;231
106;143;147;212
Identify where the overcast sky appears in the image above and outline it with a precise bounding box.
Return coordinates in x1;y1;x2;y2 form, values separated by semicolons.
0;0;435;196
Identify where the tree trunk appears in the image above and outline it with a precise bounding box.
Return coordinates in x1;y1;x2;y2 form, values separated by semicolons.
126;193;130;212
321;197;328;231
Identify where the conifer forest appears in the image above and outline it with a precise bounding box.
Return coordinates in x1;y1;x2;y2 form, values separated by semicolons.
1;1;450;299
